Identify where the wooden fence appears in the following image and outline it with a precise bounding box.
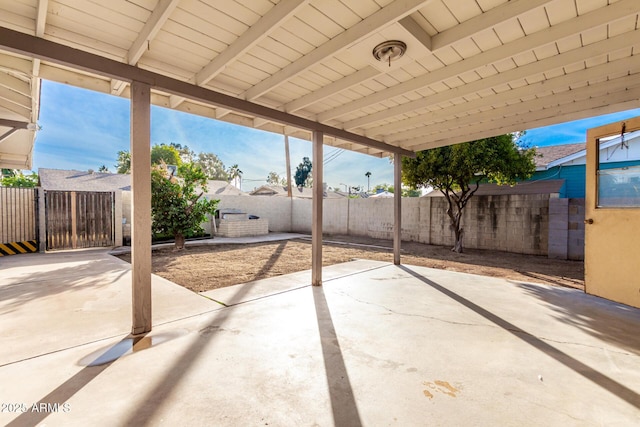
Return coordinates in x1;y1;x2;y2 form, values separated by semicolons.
45;191;115;250
0;187;38;255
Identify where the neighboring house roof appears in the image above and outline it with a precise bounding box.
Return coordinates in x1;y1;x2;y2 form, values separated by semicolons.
204;180;246;196
250;185;345;199
534;144;585;169
423;179;565;197
535;129;640;170
39;169;245;196
39;168;132;191
369;191;393;198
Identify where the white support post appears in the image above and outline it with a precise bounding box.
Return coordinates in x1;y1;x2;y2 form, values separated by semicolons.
312;130;323;286
130;81;152;335
394;155;402;265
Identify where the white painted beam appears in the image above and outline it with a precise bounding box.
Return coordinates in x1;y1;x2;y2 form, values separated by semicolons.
409;91;640;152
130;80;152;335
244;0;432;101
404;82;640;150
35;0;48;37
312;130;323;286
128;0;180;65
431;0;554;51
318;0;639;123
285;66;380;113
385;54;640;143
197;0;308;86
0;27;414;157
363;30;640;135
398;16;432;51
284;0;555;116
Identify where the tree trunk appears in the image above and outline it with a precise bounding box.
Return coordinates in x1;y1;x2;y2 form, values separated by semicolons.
174;232;185;250
452;224;464;253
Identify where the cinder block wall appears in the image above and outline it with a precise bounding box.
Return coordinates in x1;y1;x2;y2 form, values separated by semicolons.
117;190;585;258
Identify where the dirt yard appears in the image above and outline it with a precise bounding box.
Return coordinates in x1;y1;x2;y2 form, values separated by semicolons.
116;236;584;292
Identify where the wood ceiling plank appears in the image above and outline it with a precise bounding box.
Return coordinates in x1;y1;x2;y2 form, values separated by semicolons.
196;0;308;85
361;29;640;134
401;73;640;144
127;0;180;65
317;0;639;123
243;0;432;100
407;88;640;151
285;66;379;112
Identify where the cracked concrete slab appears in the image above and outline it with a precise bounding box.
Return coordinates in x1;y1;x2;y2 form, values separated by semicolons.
1;255;639;426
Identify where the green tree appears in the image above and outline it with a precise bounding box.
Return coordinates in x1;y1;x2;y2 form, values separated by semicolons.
365;171;371;192
197;152;228;180
266;171;285;185
294;157;312;188
170;142;196;164
151;143;181;167
1;171;38;187
402;134;536;253
115;150;131;174
151;163;218;250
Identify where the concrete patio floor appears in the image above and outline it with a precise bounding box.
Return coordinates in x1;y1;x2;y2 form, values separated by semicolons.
1;249;639;426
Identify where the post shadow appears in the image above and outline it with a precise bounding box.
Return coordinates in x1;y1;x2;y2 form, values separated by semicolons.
312;286;363;427
398;265;640;409
6;334;149;426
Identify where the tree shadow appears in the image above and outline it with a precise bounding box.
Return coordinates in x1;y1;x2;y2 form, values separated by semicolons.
514;282;640;357
0;254;128;313
399;265;640;409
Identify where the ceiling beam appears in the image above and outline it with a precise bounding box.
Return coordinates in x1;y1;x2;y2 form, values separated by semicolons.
282;0;554;116
401;76;640;148
383;54;640;142
169;0;308;110
363;30;640;136
408;89;640;151
111;0;180;96
0;26;413;157
197;0;308;87
317;0;638;123
431;0;553;51
285;66;379;113
243;0;433;101
128;0;180;65
398;15;432;51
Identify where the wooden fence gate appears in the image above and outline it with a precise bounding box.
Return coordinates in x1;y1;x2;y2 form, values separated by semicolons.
45;191;115;250
0;187;38;255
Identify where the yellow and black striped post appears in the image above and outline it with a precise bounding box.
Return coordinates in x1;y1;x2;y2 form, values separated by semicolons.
0;240;38;256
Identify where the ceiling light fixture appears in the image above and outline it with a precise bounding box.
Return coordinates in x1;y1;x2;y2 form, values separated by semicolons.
372;40;407;67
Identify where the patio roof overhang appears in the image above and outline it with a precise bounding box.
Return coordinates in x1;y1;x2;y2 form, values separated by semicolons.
1;0;639;158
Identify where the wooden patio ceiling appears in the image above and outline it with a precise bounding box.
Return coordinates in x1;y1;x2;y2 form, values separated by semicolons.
1;0;639;158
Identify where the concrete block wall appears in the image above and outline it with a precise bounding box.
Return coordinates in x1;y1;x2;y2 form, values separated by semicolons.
567;199;585;260
548;198;569;259
116;189;581;258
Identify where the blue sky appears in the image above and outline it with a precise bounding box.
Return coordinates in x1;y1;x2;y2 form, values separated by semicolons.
33;80;640;191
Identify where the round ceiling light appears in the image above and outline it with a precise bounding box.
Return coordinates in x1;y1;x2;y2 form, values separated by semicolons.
372;40;407;66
